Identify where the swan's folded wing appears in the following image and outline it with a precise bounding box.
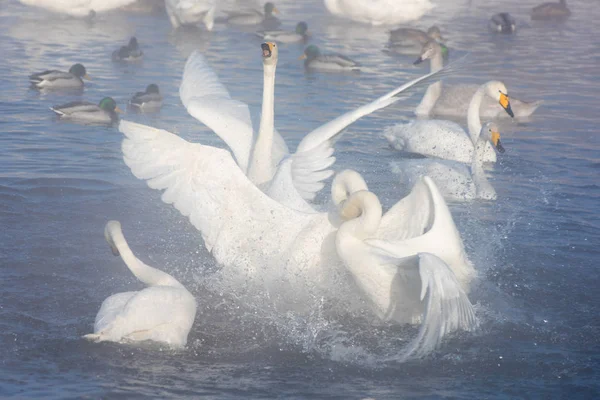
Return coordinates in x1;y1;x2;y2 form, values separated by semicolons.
365;249;477;360
290;57;465;201
119;120;307;254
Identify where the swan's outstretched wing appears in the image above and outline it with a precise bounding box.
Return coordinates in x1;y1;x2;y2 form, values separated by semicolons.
180;51;288;173
119;120;308;256
367;250;477;361
287;57;467;201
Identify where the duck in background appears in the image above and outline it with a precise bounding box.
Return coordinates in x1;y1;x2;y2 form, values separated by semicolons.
129;84;163;112
256;22;309;43
50;97;122;126
531;0;570;21
389;25;443;49
223;2;280;29
489;13;516;33
29;63;90;90
112;37;144;62
300;45;360;72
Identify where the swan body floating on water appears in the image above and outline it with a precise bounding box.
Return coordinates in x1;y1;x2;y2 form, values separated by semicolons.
165;0;216;31
17;0;137;17
29;63;89;90
390;122;505;202
51;97;121;125
84;221;196;348
129;84;163;111
180;43;457;212
531;0;570;21
335;189;477;359
489;13;516;34
256;22;309;43
384;80;511;164
414;41;542;119
324;0;434;26
300;45;360;72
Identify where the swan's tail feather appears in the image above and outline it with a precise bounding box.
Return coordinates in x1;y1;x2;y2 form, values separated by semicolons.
398;253;478;361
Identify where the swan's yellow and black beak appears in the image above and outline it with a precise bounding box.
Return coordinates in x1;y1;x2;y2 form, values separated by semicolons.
413;56;424;65
499;92;514;118
262;42;274;58
491;130;505;153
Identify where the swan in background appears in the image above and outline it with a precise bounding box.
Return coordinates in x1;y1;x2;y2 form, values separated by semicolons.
129;84;163;112
414;40;542;119
384;80;512;164
531;0;570;21
256;22;309;43
50;97;122;125
17;0;137;17
390;122;505;202
83;221;196;348
180;43;457;212
299;45;360;72
489;13;516;34
165;0;217;31
335;190;477;359
324;0;433;26
29;63;90;90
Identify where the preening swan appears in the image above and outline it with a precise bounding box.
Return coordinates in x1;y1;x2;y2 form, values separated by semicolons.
17;0;138;17
335;190;477;359
180;43;459;211
384;80;511;164
324;0;434;26
165;0;217;31
83;221;196;348
29;63;89;90
414;40;542;119
390;122;505;202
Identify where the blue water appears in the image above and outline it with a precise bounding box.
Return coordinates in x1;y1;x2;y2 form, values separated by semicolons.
1;0;599;398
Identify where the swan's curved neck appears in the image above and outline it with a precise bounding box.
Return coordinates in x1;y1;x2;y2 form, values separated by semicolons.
105;222;184;289
467;85;486;144
471;138;494;197
339;191;382;240
415;51;444;116
331;171;369;206
248;63;276;185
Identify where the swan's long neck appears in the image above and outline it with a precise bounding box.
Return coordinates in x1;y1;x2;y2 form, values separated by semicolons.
104;221;184;289
467;85;486;144
331;170;369;206
415;50;444;116
471;138;495;199
338;191;382;240
248;63;276;185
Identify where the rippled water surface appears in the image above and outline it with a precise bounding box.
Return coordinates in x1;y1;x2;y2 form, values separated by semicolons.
1;0;599;398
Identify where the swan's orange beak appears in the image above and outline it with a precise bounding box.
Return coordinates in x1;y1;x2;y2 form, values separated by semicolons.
499;92;514;118
262;42;275;58
491;130;505;153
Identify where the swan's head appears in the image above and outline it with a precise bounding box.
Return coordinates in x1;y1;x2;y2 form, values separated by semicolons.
264;2;278;15
480;122;505;153
69;63;90;80
331;169;369;207
485;81;514;118
296;22;308;35
339;190;380;221
427;26;444;41
146;84;160;94
261;42;278;65
414;40;441;65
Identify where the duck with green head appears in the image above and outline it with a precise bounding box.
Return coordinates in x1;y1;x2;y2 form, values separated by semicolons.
256;21;309;43
224;2;280;29
29;63;90;89
50;97;122;125
129;84;163;111
300;45;360;72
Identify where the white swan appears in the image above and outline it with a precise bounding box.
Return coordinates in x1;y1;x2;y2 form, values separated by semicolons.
165;0;217;31
324;0;434;26
83;221;196;348
414;40;542;119
17;0;138;17
384;80;512;164
180;42;458;212
335;190;477;359
390;122;505;202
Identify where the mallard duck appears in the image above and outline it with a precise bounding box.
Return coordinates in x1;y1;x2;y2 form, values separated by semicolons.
129;84;163;111
224;2;280;29
389;25;443;46
50;97;122;125
112;37;143;62
300;45;360;72
489;13;516;33
29;63;90;89
531;0;570;20
256;21;308;43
